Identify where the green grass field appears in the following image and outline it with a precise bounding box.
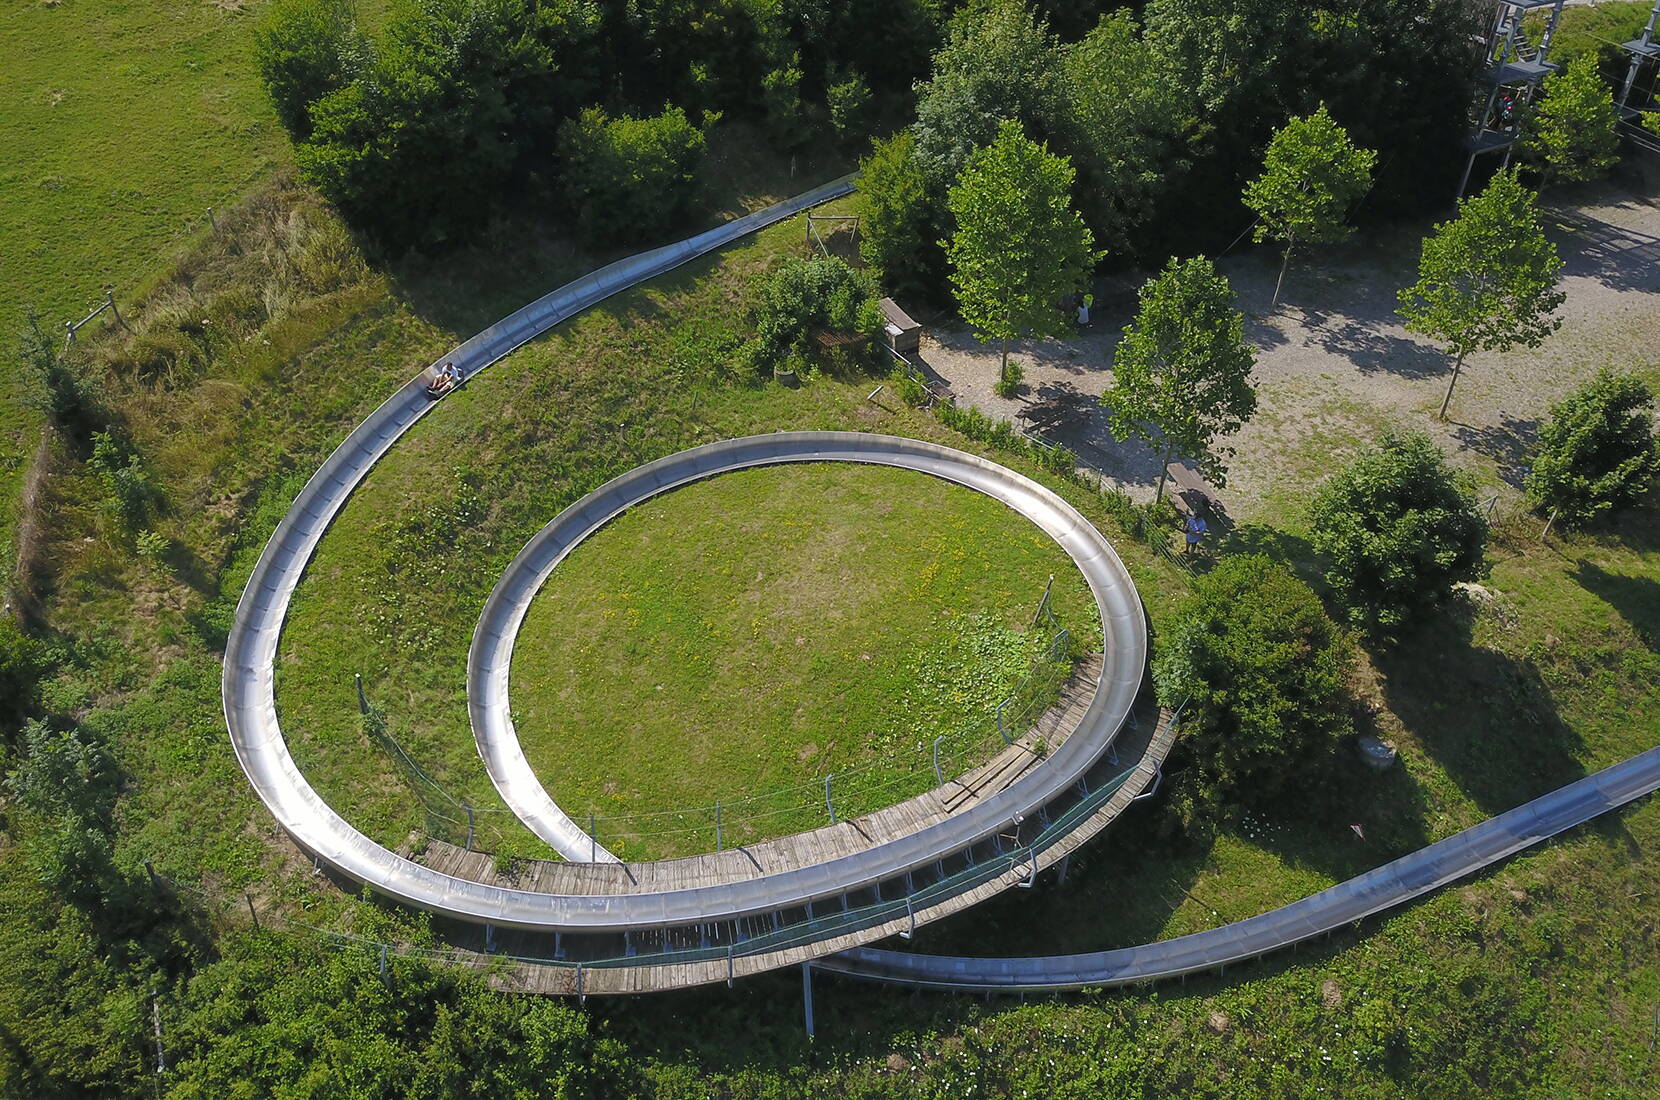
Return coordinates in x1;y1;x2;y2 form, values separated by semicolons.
510;462;1093;857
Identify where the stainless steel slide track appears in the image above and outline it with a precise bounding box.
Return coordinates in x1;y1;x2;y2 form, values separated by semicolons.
817;745;1660;991
467;432;1143;863
221;178;1151;936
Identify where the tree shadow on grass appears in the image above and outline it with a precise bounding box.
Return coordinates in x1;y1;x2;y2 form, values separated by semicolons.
1572;560;1660;651
1450;412;1539;491
1372;605;1586;817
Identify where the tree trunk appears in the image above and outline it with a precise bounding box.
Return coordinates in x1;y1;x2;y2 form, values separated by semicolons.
1272;234;1294;308
1438;347;1469;421
1541;506;1559;542
1155;444;1174;504
999;335;1010;383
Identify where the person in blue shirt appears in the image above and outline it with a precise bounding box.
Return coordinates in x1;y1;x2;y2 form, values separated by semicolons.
1184;512;1208;556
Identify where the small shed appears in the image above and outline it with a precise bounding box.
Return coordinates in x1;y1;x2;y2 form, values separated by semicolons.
879;297;922;355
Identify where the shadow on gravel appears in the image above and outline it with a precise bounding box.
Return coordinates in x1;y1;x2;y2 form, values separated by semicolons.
1451;412;1539;490
1547;207;1660;294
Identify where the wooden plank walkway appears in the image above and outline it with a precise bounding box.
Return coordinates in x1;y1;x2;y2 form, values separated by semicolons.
451;702;1181;996
416;654;1106;898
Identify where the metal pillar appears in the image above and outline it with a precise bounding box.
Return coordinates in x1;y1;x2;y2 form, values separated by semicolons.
801;962;816;1038
932;736;945;785
825;775;836;823
715;801;723;851
1618;4;1660;112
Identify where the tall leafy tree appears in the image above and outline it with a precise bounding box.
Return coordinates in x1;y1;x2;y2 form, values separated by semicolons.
1308;432;1487;632
1101;256;1257;502
1397;168;1565;421
912;0;1061;188
944;120;1096;387
858;131;941;301
1056;10;1183;260
1243;104;1377;305
1525;369;1660;530
1520;52;1621;185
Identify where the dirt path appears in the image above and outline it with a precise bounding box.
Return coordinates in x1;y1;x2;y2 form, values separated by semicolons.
913;171;1660;523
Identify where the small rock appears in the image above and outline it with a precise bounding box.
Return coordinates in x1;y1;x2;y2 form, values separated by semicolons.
885;1053;910;1073
1206;1011;1229;1035
1321;979;1343;1009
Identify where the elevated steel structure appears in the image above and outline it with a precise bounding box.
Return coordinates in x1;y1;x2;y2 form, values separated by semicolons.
1460;0;1567;196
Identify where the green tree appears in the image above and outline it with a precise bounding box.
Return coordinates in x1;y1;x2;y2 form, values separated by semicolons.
826;65;872;141
945;120;1096;389
1520;52;1621;185
1101;256;1257;502
1397;168;1565;420
1055;9;1183;259
912;0;1061;187
1243;104;1377;305
1525;369;1660;530
1309;432;1488;632
558;107;708;247
252;0;363;141
857;131;940;301
1152;554;1353;808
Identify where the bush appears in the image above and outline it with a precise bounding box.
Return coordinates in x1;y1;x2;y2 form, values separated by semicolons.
857;131;942;301
1152;554;1353;808
89;433;154;532
16;313;106;449
749;256;882;374
558;106;708;247
827;66;872;140
994;359;1024;398
1309;432;1488;632
0;619;49;736
1525;368;1660;528
252;0;361;140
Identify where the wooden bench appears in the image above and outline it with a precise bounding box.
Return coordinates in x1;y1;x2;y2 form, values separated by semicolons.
1165;463;1222;518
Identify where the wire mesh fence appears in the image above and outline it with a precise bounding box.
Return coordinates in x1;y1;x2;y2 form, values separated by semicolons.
358;618;1086;861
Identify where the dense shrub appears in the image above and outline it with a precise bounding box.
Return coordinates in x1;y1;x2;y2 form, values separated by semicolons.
89;432;155;532
1525;368;1660;528
558;107;708;247
1152;554;1353;808
1309;432;1488;633
857;131;942;301
252;0;362;141
16;313;106;450
748;256;882;375
163;937;639;1096
0;619;48;736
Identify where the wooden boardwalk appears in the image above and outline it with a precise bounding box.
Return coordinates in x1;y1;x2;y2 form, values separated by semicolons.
412;696;1182;996
417;654;1106;898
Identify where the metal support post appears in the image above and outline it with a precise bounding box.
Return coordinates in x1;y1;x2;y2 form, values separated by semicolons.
715;801;722;851
577;964;586;1005
245;891;259;931
589;812;596;862
464;804;475;851
485;924;496;953
1032;574;1054;625
801;963;816;1038
900;897;915;939
727;946;735;987
932;735;945;785
997;698;1013;744
105;290;128;331
355;672;368;713
1057;853;1070;885
825;774;836;823
151;996;166;1074
207;206;218;233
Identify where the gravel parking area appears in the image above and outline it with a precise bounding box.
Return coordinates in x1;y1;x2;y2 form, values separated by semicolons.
911;170;1660;522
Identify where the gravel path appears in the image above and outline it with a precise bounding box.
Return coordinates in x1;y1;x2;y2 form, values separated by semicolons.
911;171;1660;522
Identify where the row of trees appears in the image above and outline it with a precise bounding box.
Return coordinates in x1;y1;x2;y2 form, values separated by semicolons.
860;0;1487;299
256;0;948;248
